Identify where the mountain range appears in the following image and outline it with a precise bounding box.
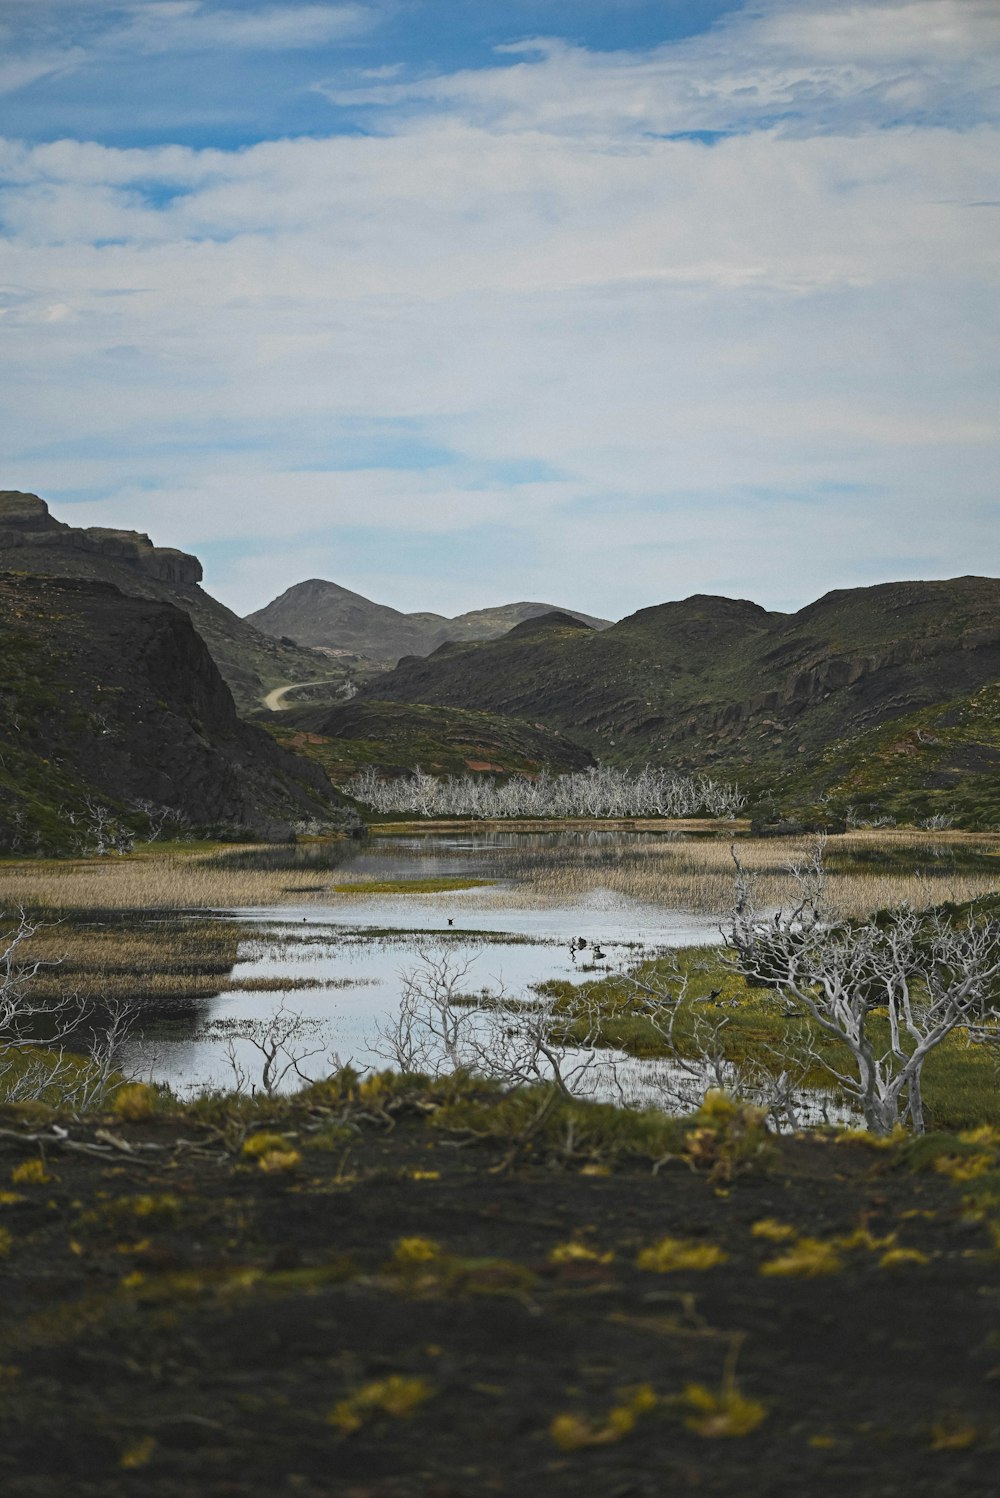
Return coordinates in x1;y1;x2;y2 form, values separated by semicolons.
354;581;1000;825
246;576;611;664
3;488;998;833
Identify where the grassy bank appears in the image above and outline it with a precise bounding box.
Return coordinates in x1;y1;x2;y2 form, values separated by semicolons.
542;943;1000;1133
1;828;998;917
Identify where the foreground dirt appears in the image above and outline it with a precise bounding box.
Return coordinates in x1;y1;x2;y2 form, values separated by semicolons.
0;1082;998;1498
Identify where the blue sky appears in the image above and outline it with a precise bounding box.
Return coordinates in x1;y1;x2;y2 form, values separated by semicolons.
1;0;998;618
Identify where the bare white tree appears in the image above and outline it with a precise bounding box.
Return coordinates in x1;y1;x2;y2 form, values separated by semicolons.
373;945;606;1097
76;797;134;855
201;1000;333;1095
726;848;1000;1134
344;764;747;821
0;908;138;1113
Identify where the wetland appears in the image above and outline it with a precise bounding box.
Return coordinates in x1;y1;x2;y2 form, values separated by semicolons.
3;824;1000;1125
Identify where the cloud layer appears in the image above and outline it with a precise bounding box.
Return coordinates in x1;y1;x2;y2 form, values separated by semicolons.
0;0;997;617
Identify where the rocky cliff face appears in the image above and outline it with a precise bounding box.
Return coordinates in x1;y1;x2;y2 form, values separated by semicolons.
0;493;343;712
0;491;203;585
0;571;358;852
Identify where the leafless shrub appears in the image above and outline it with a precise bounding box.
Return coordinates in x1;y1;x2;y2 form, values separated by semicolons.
0;907;138;1112
200;1000;334;1095
726;845;1000;1133
372;946;607;1097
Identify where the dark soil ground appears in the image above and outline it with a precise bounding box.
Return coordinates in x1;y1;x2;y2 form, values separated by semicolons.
1;1077;998;1498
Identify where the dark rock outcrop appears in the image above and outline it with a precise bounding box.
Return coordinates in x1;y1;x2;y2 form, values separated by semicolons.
0;492;342;712
0;572;358;850
0;491;203;585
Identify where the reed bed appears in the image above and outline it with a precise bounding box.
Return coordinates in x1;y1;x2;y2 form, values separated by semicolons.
501;831;1000;919
0;829;996;922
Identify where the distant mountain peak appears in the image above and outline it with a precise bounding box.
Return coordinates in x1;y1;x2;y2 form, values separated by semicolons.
246;577;612;663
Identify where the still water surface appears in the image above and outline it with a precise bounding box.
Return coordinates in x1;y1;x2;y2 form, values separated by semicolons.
125;832;719;1095
127;832;764;1107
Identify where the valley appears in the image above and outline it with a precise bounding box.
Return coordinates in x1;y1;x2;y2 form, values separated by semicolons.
2;492;999;1496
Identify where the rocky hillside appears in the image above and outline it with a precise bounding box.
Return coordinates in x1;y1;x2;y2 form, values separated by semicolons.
0;493;346;713
360;581;1000;823
247;576;611;662
0;572;357;853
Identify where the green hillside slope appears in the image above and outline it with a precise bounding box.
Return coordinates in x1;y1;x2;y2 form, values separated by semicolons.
362;582;1000;823
267;698;595;781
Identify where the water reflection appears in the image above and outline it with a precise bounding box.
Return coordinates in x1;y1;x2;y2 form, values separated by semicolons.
127;831;736;1106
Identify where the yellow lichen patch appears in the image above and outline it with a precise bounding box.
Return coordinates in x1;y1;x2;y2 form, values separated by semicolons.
934;1153;995;1184
125;1193;182;1222
549;1241;614;1266
409;1170;440;1181
957;1125;1000;1149
328;1375;433;1434
0;1228;12;1258
242;1131;295;1159
119;1435;157;1470
697;1090;740;1122
682;1095;770;1182
357;1074;394;1103
0;1191;25;1205
393;1236;442;1265
879;1247;930;1269
550;1386;658;1451
834;1128;903;1150
808;1434;836;1449
11;1159;51;1186
579;1163;611;1177
833;1227;897;1254
256;1149;302;1174
759;1238;843;1277
930;1421;978;1452
750;1219;798;1243
682;1383;768;1438
636;1237;728;1273
112;1084;159;1121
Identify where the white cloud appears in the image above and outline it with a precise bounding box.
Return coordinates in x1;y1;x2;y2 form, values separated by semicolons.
115;2;378;53
0;0;997;616
0;48;85;97
0;2;380;101
320;0;1000;136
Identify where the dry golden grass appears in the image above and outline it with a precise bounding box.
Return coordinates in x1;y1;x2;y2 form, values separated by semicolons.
0;828;997;923
505;830;1000;919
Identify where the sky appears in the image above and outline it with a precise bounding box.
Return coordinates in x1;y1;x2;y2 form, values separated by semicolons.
1;0;997;621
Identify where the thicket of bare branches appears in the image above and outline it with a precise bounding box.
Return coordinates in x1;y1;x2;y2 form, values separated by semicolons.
344;764;746;821
200;1000;335;1096
0;908;137;1112
726;844;1000;1134
372;945;605;1098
